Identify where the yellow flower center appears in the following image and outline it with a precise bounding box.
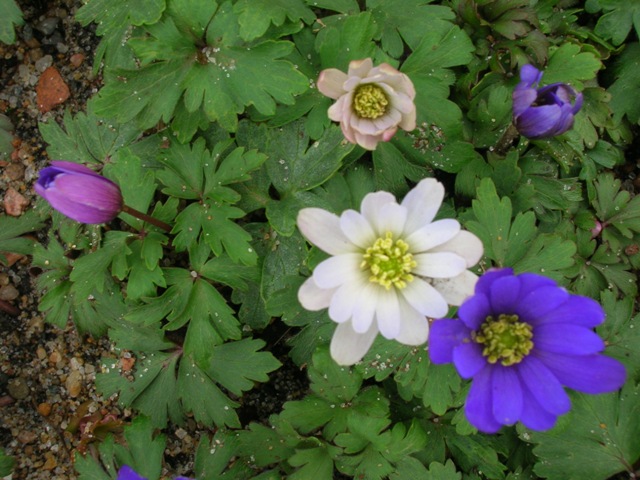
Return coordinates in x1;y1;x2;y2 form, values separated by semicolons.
474;314;534;366
361;232;416;290
353;84;389;119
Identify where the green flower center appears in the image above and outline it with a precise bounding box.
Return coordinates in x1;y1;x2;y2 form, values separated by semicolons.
361;232;416;290
353;84;389;119
474;314;534;366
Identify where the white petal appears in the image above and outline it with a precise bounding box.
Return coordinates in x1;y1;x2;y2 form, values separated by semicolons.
353;130;381;151
340;210;376;249
360;191;397;233
400;277;449;318
313;254;362;289
328;93;351;122
348;58;373;78
395;298;430;346
330;321;379;366
432;270;479;306
413;252;467;278
351;283;379;333
405;219;460;252
297;208;356;255
375;288;401;339
429;230;484;268
298;277;335;311
401;179;445;235
376;202;407;237
317;69;348;99
328;275;369;323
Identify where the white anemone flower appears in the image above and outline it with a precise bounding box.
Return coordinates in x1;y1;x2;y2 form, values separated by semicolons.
297;178;484;365
317;58;416;150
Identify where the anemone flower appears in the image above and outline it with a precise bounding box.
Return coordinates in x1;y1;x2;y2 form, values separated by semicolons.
297;178;483;365
317;58;416;150
35;161;122;224
429;268;626;433
512;64;583;139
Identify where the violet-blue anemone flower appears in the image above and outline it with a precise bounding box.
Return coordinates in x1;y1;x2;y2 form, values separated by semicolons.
512;64;583;139
429;268;626;433
35;161;123;224
117;465;191;480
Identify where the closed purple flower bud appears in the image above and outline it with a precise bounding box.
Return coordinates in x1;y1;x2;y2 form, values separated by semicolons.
35;161;123;224
513;64;583;139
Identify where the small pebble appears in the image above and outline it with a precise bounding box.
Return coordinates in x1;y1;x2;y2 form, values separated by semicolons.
8;378;30;400
0;284;19;301
17;431;38;444
66;370;83;398
37;402;52;417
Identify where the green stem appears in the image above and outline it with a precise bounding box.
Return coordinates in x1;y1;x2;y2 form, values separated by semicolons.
494;123;520;156
121;204;172;233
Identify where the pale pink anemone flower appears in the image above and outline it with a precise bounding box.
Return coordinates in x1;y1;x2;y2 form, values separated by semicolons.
296;178;484;365
317;58;417;150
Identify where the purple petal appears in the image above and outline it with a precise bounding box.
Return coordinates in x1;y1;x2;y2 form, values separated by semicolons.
491;366;523;426
428;319;471;364
458;293;491;330
518;65;543;87
489;275;521;314
512;87;538;117
535;351;626;394
516;272;556;292
50;160;104;177
474;268;514;297
465;366;503;433
518;379;559;431
515;285;569;321
453;341;486;378
40;173;122;224
117;466;147;480
518;356;570;415
533;324;605;355
534;295;604;327
515;104;564;139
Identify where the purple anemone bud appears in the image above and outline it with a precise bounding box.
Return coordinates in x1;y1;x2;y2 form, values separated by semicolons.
512;64;583;139
35;161;123;224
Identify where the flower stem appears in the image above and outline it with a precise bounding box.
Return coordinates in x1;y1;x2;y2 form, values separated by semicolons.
121;204;172;233
494;123;520;155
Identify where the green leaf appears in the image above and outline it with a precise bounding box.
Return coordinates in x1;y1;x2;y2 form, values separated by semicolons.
123;416;166;479
0;449;15;477
288;442;338;480
586;0;640;46
315;12;378;70
598;290;640;376
608;43;640;124
543;43;601;90
234;0;314;41
97;350;183;428
0;0;23;44
447;433;507;480
368;0;455;53
69;231;134;301
524;383;640;480
194;430;252;479
178;356;240;428
206;339;282;396
39;108;144;165
0;210;44;264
